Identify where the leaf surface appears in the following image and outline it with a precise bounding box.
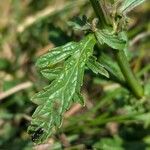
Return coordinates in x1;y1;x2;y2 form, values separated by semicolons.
119;0;146;14
99;52;124;82
95;29;126;50
87;56;109;78
36;42;78;69
41;67;62;80
28;34;96;144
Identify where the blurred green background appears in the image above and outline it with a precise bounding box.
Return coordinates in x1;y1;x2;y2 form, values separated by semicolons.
0;0;150;149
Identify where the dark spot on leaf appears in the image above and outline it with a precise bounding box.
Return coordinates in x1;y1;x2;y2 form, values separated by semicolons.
29;127;44;142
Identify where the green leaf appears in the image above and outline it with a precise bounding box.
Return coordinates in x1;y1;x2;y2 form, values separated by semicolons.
28;34;96;144
40;67;62;80
87;56;109;78
99;52;125;82
118;0;146;14
36;41;78;69
95;29;126;50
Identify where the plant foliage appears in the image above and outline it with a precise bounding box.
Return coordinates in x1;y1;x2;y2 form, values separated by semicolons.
27;0;148;146
118;0;146;14
28;34;109;144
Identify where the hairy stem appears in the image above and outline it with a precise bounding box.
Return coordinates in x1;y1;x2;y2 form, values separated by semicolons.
90;0;144;98
89;0;107;28
115;51;144;98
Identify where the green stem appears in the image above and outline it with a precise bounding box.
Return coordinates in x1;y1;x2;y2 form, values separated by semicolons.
90;0;144;98
115;51;144;98
89;0;107;28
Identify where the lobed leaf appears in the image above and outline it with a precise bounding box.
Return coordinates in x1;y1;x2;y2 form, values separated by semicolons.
41;67;62;80
99;52;124;82
118;0;146;14
95;29;126;50
36;41;78;69
87;56;109;78
28;34;96;144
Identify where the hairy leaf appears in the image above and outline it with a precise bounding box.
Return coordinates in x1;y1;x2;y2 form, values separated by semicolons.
99;52;125;83
118;0;146;14
95;29;126;50
41;67;62;80
36;41;78;69
87;56;109;78
28;34;96;144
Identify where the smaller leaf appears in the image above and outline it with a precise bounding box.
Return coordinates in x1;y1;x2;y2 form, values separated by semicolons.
87;56;109;78
118;0;146;14
41;67;62;80
99;52;124;82
95;29;126;50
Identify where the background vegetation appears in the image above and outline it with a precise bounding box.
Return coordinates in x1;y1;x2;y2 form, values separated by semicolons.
0;0;150;149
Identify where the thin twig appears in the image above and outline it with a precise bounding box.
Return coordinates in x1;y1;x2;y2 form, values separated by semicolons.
0;81;33;101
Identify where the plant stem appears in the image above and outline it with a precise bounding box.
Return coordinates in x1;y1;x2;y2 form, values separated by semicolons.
115;51;144;98
90;0;144;98
89;0;107;28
